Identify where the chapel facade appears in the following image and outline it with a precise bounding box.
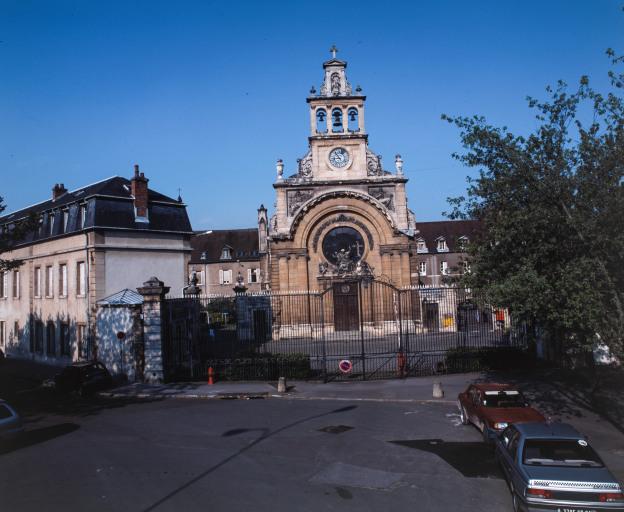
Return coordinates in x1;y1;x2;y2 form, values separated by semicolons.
262;49;418;292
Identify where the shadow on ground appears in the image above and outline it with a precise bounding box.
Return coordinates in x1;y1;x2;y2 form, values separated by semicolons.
0;422;80;455
389;439;502;478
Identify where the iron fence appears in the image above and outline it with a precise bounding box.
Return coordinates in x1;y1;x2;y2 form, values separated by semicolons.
161;281;529;382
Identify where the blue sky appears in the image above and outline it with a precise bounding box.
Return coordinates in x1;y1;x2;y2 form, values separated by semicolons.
1;0;622;228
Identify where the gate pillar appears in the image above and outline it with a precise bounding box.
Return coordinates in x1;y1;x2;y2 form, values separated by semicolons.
137;276;170;383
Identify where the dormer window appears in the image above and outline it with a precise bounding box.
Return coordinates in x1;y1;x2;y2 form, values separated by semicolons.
220;246;232;260
458;236;469;252
437;238;448;252
200;251;207;261
416;239;428;253
48;212;55;236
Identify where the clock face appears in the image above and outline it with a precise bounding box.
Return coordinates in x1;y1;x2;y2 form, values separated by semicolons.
329;147;349;168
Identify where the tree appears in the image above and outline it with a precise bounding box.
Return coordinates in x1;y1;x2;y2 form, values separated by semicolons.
0;197;37;272
443;50;624;361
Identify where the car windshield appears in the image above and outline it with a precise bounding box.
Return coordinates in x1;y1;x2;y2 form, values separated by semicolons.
523;439;604;467
482;391;526;408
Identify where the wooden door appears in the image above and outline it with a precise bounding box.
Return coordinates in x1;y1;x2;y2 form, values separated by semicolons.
333;281;359;331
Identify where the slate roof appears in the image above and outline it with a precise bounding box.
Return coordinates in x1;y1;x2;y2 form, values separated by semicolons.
415;220;481;253
0;176;193;247
97;289;144;306
190;229;260;264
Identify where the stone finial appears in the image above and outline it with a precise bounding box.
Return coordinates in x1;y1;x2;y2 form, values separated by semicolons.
137;276;170;298
395;154;404;175
276;159;284;181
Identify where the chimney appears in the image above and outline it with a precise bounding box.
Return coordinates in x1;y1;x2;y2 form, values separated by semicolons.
131;164;149;222
52;183;68;200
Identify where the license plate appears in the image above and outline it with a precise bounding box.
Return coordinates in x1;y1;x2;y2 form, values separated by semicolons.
557;508;597;512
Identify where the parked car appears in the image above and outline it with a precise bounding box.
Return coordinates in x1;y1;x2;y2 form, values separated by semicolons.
54;361;113;395
0;400;23;440
458;383;545;441
496;422;624;511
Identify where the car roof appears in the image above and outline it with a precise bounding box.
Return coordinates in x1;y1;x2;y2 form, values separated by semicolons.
472;383;517;392
514;422;582;439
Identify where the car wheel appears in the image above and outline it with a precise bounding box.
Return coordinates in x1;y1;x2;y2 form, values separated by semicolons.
459;405;469;425
510;484;520;512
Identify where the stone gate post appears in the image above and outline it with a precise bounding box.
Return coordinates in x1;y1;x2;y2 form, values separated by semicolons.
137;276;170;383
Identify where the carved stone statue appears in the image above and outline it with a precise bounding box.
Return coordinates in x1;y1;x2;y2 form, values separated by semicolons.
366;149;383;176
369;187;395;211
287;189;313;216
333;248;353;274
331;72;341;95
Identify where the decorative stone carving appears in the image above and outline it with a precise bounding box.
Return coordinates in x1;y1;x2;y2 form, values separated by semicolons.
369;186;395;211
297;150;313;178
331;72;340;95
366;148;383;176
287;189;313;217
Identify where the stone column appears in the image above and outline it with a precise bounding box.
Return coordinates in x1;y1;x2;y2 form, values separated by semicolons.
137;276;170;384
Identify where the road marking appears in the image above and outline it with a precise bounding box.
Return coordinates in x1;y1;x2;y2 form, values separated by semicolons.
446;412;463;427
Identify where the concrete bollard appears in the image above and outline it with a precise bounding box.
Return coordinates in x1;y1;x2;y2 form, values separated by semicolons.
277;376;287;393
432;382;444;398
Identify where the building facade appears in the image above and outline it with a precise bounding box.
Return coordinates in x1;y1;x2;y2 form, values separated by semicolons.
0;166;193;364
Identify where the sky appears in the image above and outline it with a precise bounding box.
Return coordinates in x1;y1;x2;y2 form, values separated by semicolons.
1;0;622;229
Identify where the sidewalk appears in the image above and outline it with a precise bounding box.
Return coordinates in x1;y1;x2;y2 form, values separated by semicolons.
98;373;478;404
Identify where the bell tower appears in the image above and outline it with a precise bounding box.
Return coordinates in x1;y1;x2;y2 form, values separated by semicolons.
305;45;369;181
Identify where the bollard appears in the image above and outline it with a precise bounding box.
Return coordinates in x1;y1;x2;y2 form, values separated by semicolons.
432;381;444;398
277;376;287;393
208;367;214;386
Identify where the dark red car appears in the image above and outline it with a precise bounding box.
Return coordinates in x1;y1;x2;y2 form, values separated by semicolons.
457;383;545;441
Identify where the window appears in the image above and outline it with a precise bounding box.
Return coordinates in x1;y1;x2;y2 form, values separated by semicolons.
219;269;232;285
437;239;448;252
60;323;70;356
347;107;359;132
59;264;68;297
80;205;87;228
416;240;428;253
458;236;469;252
13;321;18;343
0;321;5;348
48;212;55;236
331;108;343;133
77;324;86;359
200;251;207;261
0;272;7;298
77;261;86;296
220;247;231;260
12;270;19;299
45;265;54;297
46;322;56;356
35;321;43;353
62;210;69;232
316;108;327;133
440;261;448;275
418;261;427;276
462;261;471;274
34;267;42;297
248;268;260;283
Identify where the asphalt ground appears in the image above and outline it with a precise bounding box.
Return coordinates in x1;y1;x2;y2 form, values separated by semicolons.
0;397;513;512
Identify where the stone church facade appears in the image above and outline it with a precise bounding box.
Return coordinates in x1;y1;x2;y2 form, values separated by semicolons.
261;50;419;292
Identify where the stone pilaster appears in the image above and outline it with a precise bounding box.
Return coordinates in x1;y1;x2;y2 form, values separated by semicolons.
137;276;170;384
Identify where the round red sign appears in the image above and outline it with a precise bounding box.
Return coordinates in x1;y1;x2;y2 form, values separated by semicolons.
338;359;352;373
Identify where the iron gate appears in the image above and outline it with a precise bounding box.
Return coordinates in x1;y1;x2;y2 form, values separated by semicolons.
161;280;527;382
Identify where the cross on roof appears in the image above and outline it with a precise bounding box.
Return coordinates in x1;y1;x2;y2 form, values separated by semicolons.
330;45;338;58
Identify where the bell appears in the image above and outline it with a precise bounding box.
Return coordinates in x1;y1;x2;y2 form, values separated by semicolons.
332;112;342;127
349;111;357;122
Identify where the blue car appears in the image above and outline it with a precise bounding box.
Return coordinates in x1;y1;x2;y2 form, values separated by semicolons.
495;422;624;511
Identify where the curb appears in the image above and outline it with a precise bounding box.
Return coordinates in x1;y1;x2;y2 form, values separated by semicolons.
98;390;456;405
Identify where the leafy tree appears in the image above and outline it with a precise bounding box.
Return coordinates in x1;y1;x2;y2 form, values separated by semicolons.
443;50;624;361
0;197;37;272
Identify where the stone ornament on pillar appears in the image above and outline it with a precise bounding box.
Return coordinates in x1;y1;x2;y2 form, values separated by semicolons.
395;154;404;175
276;159;284;181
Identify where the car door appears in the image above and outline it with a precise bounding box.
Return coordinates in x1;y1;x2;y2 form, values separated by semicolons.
498;427;519;481
470;389;484;429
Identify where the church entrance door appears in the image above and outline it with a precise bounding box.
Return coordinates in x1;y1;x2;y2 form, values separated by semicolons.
332;281;359;331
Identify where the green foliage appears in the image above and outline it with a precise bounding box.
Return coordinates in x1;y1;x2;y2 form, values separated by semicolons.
443;50;624;359
0;197;37;272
